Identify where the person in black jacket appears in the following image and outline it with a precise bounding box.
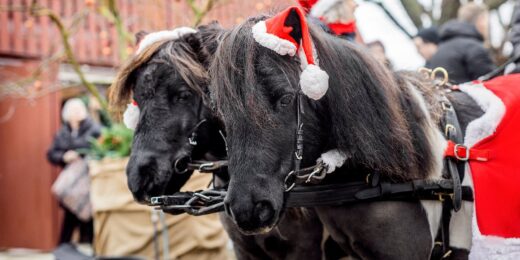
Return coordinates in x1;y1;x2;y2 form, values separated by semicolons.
47;98;101;245
427;20;496;84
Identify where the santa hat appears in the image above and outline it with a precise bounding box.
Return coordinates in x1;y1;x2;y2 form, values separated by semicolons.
123;27;197;130
310;0;342;18
297;0;318;13
251;6;329;100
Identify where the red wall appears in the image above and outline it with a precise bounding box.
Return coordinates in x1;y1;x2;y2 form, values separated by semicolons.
0;58;62;250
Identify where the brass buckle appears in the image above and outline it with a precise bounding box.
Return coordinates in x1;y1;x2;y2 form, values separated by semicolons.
444;124;456;137
435;192;454;202
454;144;470;161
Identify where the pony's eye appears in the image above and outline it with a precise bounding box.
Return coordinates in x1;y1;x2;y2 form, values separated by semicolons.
279;94;294;107
177;90;192;102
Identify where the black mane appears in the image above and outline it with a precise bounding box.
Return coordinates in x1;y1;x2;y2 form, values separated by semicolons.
211;16;439;180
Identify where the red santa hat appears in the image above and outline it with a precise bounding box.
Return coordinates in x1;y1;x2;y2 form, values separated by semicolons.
251;6;329;100
297;0;318;13
123;27;197;130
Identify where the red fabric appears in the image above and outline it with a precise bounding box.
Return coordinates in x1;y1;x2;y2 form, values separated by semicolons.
131;99;138;106
469;74;520;238
326;21;357;36
297;0;318;13
264;7;316;65
444;140;490;162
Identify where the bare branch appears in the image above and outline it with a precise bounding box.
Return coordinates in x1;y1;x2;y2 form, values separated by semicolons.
438;0;460;25
28;4;110;113
400;0;424;29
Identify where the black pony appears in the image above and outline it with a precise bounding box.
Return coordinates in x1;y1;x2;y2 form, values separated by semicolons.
109;23;325;260
211;10;482;259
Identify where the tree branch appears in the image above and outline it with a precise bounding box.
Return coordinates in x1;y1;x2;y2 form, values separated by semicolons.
438;0;460;25
399;0;424;29
29;4;110;114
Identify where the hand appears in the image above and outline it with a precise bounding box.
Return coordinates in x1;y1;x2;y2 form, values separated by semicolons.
63;150;79;163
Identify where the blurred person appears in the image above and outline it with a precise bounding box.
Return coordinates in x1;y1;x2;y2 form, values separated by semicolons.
414;27;440;66
47;98;101;245
427;3;495;84
309;0;359;41
458;2;490;43
366;40;392;69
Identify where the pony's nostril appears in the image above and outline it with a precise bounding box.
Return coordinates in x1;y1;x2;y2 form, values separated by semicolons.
254;200;275;223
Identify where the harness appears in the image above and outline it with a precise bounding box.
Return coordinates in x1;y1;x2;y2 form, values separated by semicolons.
151;72;476;258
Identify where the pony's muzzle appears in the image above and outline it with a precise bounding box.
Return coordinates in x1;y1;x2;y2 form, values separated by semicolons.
224;195;277;234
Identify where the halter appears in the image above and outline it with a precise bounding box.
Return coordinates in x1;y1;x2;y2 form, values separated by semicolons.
173;96;228;174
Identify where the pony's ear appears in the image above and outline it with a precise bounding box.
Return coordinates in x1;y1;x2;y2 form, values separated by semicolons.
284;8;303;45
135;30;149;45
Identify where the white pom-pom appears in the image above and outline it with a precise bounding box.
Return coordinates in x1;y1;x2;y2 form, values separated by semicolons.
318;149;347;173
123;103;140;130
300;64;329;100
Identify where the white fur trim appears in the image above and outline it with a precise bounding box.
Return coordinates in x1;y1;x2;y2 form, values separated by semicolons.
459;82;520;258
459;82;506;148
300;64;329;100
123;103;140;130
252;21;297;56
470;223;520;259
310;0;341;17
136;27;197;55
318;149;347;173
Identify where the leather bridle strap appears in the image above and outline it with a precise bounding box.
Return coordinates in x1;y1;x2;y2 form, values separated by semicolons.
286;92;306;191
294;92;305;171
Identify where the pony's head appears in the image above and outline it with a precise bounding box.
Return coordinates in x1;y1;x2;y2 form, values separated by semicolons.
211;8;417;234
110;23;226;203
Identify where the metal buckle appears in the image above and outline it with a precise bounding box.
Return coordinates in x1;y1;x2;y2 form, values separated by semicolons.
294;151;302;160
441;102;452;111
198;162;215;172
454;144;470;161
284;171;296;192
434;192;454;202
305;165;326;183
188;136;197;146
444;124;456;137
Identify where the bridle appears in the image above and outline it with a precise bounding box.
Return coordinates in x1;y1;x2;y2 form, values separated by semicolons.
284;91;329;191
172;95;228;174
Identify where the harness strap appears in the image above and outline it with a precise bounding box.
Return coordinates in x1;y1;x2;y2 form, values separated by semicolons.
284;180;474;207
444;140;490;161
440;97;463;212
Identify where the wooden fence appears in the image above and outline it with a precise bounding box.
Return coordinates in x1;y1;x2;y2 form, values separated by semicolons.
0;0;293;67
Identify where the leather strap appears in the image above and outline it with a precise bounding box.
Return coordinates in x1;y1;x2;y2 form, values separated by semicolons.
444;140;490;162
440;96;463;212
